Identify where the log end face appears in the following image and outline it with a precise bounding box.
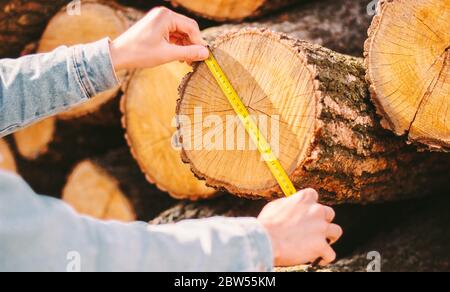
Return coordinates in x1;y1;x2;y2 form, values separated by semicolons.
171;0;265;21
63;160;136;222
123;65;216;200
13;117;56;160
177;29;319;199
0;139;17;173
365;0;450;151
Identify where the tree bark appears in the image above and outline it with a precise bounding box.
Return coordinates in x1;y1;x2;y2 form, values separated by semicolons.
177;28;450;204
0;0;70;58
169;0;299;22
365;0;450;152
203;0;373;57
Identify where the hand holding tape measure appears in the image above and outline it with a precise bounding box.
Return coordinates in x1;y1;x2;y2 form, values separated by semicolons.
204;48;341;268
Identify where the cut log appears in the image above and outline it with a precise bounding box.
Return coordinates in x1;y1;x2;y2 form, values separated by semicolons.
122;2;372;201
121;63;217;200
0;139;17;173
202;0;373;57
63;148;176;222
365;0;450;152
0;0;70;58
177;28;450;203
169;0;299;22
38;0;143;120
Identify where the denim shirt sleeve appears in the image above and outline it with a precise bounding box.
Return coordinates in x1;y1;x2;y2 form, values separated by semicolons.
0;171;273;272
0;38;119;137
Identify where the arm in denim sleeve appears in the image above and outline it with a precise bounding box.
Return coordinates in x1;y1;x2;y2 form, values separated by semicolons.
0;38;119;137
0;171;273;272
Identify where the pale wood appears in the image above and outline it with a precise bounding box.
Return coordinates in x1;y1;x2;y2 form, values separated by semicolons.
365;0;450;151
177;29;450;203
122;63;216;200
63;160;136;222
63;148;176;221
0;139;17;173
170;0;298;21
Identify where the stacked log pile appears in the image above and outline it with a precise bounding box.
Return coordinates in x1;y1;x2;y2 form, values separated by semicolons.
0;0;448;271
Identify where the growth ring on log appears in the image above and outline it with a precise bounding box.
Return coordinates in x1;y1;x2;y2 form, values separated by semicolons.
178;29;318;198
365;0;450;151
38;1;133;119
122;63;216;200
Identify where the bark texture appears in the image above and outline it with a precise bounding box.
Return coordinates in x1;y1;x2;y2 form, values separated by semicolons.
203;0;373;57
0;0;70;58
177;29;450;203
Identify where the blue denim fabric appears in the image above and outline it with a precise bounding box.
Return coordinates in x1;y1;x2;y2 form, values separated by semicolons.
0;40;273;272
0;38;119;137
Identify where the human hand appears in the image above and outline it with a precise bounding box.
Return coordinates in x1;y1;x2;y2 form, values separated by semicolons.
257;188;343;267
110;7;209;71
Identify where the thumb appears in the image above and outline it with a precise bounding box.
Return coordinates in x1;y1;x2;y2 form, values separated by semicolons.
168;44;209;63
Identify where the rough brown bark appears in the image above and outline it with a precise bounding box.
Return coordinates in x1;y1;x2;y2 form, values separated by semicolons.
169;0;300;22
0;0;70;58
63;148;177;222
177;29;450;204
203;0;373;57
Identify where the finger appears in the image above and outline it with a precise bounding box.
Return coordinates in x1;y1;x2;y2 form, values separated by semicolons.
319;245;336;266
326;224;343;244
170;12;206;46
168;44;210;63
299;188;319;203
324;206;336;222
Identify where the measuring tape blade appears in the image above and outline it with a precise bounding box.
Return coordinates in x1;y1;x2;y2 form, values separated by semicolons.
204;50;297;197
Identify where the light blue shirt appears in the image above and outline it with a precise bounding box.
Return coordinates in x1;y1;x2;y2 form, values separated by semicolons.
0;39;273;272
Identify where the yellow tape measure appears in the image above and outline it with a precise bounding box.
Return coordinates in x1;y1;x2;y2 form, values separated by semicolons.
204;50;297;197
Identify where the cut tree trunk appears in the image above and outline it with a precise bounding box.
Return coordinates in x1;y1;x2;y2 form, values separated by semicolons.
365;0;450;152
63;148;177;222
122;2;372;201
177;28;450;204
121;63;217;200
0;0;70;58
0;139;17;173
169;0;299;22
38;0;143;121
202;0;373;57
